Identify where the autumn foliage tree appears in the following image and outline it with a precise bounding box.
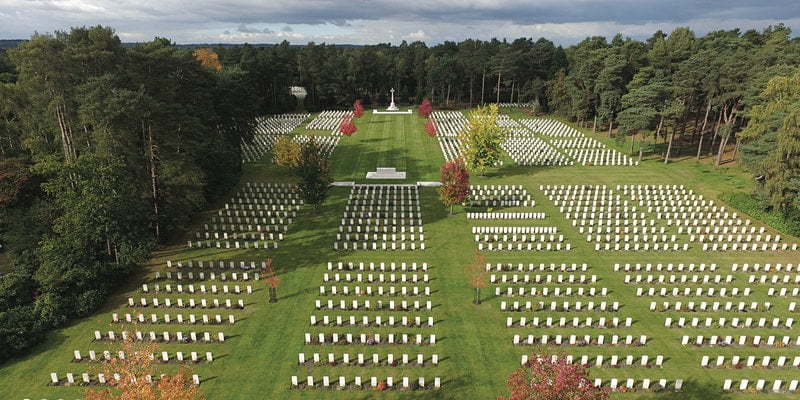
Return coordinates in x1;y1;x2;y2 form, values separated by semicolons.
424;118;437;142
273;136;301;169
438;158;469;215
353;99;364;118
192;48;222;71
418;99;432;118
84;336;203;400
263;259;280;303
498;348;610;400
0;158;31;207
465;249;487;304
339;114;357;136
459;104;507;176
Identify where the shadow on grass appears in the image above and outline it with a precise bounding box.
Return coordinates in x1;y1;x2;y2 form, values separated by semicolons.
0;331;67;369
633;380;732;400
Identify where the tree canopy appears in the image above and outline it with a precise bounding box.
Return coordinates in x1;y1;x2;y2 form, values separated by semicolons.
459;104;507;176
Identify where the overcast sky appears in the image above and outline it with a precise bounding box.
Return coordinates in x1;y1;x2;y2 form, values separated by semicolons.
0;0;798;46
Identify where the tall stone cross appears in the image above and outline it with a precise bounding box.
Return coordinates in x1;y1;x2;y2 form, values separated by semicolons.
387;87;399;111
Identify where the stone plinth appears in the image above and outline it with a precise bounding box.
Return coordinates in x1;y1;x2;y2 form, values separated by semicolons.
372;109;413;115
366;167;406;179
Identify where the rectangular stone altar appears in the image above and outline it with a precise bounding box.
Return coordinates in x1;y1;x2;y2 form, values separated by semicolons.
372;109;413;115
366;167;406;179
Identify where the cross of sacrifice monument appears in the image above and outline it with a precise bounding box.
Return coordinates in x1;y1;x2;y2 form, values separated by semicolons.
387;88;399;111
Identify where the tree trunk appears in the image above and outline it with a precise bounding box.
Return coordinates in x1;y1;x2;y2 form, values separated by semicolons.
145;119;161;240
469;76;474;107
731;137;741;162
709;110;722;156
655;115;664;142
105;223;112;257
473;287;481;305
676;114;687;156
691;104;702;145
496;71;501;104
481;69;486;105
608;118;613;138
664;126;676;164
592;114;597;133
271;79;277;111
446;84;451;107
716;134;729;166
638;138;645;163
269;287;277;303
54;102;76;162
715;105;739;165
630;132;635;154
696;99;712;160
509;80;515;104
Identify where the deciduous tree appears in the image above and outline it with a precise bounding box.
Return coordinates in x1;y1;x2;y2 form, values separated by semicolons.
295;137;332;211
84;337;203;400
438;158;468;215
339;114;357;136
498;348;610;400
465;249;487;304
459;104;507;176
263;259;280;303
353;99;364;118
418;99;432;117
193;47;222;71
0;159;30;207
424;118;437;141
273;136;301;168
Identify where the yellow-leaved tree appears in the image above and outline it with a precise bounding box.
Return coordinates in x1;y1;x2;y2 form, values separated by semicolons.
459;104;507;176
273;136;301;169
84;335;204;400
192;48;222;71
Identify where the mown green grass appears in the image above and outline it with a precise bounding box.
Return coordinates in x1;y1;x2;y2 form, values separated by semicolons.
2;110;799;400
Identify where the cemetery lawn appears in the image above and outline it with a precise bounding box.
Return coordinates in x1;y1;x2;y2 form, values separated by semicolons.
2;110;800;400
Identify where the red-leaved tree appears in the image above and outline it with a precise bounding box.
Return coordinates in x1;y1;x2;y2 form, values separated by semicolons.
263;259;280;303
424;118;437;142
418;99;432;118
498;348;610;400
0;159;31;207
339;114;357;136
438;158;469;216
465;249;487;304
353;99;364;118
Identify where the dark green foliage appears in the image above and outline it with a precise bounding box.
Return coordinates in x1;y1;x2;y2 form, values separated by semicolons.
0;273;36;312
295;138;332;209
0;26;261;361
0;305;46;359
719;192;800;237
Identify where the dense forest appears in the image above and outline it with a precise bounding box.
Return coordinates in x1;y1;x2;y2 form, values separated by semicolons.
1;24;799;360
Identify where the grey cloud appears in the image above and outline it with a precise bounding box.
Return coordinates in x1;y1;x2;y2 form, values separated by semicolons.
0;0;797;45
236;24;262;33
